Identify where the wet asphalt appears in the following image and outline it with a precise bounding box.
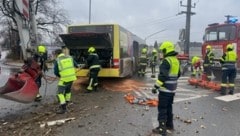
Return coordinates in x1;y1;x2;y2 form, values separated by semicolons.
0;62;240;136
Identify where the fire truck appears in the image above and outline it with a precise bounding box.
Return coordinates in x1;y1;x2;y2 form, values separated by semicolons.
202;17;240;79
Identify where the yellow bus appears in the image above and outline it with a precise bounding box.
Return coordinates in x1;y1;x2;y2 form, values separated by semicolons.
60;24;146;77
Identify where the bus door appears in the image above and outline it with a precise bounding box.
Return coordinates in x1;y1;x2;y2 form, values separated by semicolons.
132;41;139;73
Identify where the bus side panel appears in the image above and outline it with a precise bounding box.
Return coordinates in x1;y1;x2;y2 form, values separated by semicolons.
118;26;134;77
112;25;120;77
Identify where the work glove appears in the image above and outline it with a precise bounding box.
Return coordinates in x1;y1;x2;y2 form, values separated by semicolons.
152;88;158;94
151;85;159;94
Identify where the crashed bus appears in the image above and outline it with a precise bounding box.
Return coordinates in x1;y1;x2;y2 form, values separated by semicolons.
60;24;145;78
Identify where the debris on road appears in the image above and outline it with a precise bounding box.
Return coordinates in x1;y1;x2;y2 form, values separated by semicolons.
40;117;76;128
124;93;158;107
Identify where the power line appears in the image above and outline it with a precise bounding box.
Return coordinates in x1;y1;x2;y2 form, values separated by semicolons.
128;15;181;29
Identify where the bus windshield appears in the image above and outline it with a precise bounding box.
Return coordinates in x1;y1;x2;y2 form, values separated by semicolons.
204;25;236;42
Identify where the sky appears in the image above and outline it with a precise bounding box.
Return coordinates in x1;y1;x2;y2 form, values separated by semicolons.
59;0;240;45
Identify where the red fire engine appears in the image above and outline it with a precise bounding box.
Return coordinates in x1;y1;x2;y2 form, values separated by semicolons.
202;17;240;79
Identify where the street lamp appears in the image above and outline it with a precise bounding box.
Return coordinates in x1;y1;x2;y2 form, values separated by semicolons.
89;0;92;24
144;29;167;43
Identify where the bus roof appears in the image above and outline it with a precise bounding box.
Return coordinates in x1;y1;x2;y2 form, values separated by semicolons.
67;23;120;27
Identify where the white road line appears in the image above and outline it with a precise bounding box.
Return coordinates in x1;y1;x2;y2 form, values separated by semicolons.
141;91;156;99
134;91;142;96
175;93;198;97
174;95;208;103
214;93;240;102
152;117;158;128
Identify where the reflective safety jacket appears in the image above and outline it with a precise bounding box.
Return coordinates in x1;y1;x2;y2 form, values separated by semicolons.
150;53;157;65
87;53;101;69
204;50;214;66
155;51;180;92
139;54;148;65
220;50;237;70
55;53;77;83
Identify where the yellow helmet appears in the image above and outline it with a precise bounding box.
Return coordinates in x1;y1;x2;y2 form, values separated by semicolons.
159;41;175;55
88;47;96;53
206;45;212;50
152;49;157;54
37;44;46;54
141;48;147;54
226;44;234;50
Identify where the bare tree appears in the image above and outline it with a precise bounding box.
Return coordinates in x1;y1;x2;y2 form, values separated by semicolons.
34;0;71;44
0;0;70;50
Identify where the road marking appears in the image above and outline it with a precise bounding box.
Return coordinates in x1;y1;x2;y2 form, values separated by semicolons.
214;93;240;102
152;117;158;128
174;95;208;103
135;87;209;103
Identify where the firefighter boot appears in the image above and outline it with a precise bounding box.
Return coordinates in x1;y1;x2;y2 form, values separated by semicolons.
34;94;42;102
152;121;167;136
166;114;174;130
220;87;227;95
229;87;234;95
56;104;67;114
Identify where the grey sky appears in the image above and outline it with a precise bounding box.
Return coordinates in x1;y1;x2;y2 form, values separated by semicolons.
59;0;240;45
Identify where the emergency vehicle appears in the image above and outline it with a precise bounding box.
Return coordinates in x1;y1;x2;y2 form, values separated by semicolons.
202;17;240;79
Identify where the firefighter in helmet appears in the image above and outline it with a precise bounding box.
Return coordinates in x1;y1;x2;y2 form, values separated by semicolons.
138;47;148;76
86;46;101;93
36;44;48;71
151;41;181;135
32;44;48;101
203;45;214;81
150;48;158;78
191;56;202;78
53;49;78;114
220;44;237;95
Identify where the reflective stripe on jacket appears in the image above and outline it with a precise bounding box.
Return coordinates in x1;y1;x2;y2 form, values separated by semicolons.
139;54;148;65
87;53;101;70
204;51;214;66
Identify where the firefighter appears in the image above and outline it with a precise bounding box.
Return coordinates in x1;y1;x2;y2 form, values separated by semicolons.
138;48;148;76
35;44;48;71
150;48;158;78
53;49;77;114
203;45;214;81
220;44;237;95
191;56;202;78
86;47;101;93
151;41;181;135
31;44;48;101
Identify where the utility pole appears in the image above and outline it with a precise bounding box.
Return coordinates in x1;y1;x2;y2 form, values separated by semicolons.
179;0;196;55
89;0;92;24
